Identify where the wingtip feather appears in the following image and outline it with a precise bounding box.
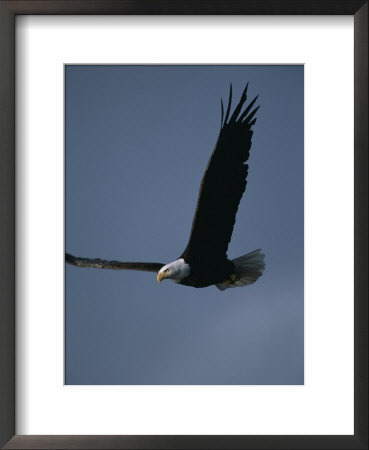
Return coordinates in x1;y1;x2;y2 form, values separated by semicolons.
243;105;260;125
223;84;233;125
221;98;224;127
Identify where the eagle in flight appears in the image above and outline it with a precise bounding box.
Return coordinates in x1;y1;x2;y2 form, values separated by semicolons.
66;84;265;290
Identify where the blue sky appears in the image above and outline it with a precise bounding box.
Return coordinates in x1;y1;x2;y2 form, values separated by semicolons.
65;65;304;385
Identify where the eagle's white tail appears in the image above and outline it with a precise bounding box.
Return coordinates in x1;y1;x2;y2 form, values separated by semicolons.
216;249;265;291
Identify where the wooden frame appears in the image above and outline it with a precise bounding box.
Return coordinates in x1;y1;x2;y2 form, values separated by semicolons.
0;1;367;448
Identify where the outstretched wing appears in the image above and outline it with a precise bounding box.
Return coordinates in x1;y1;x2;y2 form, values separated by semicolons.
66;253;164;272
181;84;259;262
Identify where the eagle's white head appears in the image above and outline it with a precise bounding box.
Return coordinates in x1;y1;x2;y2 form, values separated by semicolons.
157;258;190;283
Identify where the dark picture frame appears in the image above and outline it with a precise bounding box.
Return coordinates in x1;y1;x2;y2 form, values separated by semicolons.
0;1;367;449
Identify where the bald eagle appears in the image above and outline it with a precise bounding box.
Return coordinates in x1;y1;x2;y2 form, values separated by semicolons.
66;84;265;290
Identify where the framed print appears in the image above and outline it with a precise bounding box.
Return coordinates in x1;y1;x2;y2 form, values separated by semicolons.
63;64;304;387
0;1;367;449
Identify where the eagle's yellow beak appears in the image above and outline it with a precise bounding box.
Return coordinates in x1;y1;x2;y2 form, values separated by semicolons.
157;271;166;283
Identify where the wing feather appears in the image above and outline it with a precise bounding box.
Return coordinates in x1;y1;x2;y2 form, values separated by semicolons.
229;83;248;122
223;84;233;125
220;98;224;128
181;85;258;263
238;95;259;122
